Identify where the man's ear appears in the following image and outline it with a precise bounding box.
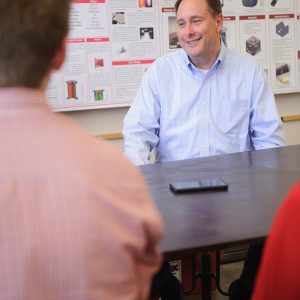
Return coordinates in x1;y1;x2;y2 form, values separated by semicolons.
216;13;223;34
51;39;67;71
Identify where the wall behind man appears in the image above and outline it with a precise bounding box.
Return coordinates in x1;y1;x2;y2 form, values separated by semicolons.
276;93;300;145
63;93;300;150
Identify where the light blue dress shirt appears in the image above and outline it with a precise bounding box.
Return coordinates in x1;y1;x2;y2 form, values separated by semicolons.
123;43;286;165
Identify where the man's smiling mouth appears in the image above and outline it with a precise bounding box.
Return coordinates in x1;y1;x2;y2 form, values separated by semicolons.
186;37;202;45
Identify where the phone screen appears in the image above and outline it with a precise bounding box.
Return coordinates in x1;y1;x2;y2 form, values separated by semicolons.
169;179;228;193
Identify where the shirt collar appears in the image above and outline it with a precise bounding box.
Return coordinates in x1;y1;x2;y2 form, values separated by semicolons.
181;40;226;74
0;87;48;112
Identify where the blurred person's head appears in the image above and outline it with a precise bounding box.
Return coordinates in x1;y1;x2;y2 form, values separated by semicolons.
175;0;223;69
0;0;70;89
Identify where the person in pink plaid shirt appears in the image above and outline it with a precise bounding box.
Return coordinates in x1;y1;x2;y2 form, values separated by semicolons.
0;1;164;299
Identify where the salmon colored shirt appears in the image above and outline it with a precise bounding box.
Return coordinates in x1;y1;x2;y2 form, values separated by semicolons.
0;87;164;300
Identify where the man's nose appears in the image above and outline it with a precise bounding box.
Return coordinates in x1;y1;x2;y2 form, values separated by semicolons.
185;23;195;35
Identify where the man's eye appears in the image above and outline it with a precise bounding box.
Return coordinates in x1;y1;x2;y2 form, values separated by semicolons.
192;19;201;24
177;22;185;28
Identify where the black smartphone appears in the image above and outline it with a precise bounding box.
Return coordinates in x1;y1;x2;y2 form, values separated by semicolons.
169;178;228;193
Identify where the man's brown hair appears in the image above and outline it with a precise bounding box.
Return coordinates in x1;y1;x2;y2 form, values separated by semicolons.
0;0;70;87
175;0;222;17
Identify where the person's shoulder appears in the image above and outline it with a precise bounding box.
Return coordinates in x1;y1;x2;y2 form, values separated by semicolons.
271;179;300;224
152;50;184;68
221;47;262;77
49;113;136;171
54;115;150;197
224;47;259;67
286;181;300;204
144;50;183;80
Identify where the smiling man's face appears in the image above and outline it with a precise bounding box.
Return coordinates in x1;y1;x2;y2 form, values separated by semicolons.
176;0;223;69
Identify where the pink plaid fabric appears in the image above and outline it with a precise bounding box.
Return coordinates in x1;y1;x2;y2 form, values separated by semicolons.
0;87;163;300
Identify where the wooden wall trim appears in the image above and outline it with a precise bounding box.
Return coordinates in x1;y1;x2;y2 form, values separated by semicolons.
97;132;123;140
281;115;300;122
97;115;300;140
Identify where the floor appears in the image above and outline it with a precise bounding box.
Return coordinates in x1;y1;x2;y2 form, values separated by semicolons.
184;261;244;300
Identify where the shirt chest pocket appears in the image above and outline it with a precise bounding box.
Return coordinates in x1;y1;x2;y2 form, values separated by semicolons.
217;99;250;135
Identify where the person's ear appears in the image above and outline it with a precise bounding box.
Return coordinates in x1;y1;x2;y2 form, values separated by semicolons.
51;38;67;70
216;13;223;33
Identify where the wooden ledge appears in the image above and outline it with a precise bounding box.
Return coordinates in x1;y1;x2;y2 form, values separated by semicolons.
281;115;300;122
97;115;300;141
96;132;123;140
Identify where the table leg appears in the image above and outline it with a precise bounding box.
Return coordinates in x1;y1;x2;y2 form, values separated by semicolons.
214;251;229;296
183;253;213;300
199;251;212;300
184;251;226;300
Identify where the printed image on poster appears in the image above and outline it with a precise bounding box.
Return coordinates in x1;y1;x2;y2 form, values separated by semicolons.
139;0;153;8
168;16;181;49
112;12;125;25
140;27;154;40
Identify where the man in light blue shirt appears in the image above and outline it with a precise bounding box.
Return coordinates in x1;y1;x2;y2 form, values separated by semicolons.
123;1;285;166
124;0;285;299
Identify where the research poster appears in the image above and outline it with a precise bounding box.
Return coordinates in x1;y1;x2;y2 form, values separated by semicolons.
47;0;159;111
47;0;300;111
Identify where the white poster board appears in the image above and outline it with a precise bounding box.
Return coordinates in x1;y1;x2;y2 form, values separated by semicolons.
47;0;300;112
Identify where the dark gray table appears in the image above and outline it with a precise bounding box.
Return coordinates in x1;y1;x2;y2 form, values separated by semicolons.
139;145;300;299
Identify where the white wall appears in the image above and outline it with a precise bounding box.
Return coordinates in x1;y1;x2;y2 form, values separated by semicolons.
64;106;128;150
276;93;300;145
63;92;300;150
64;106;128;136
